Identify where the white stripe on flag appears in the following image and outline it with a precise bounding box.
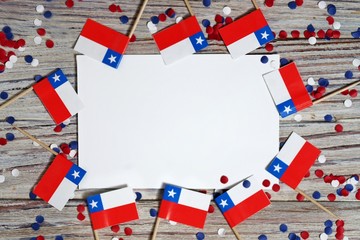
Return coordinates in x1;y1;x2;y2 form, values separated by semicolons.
178;188;211;211
227;176;262;205
101;187;136;210
263;69;291;106
74;36;107;62
48;178;77;211
55;81;84;116
226;34;260;59
160;38;194;65
277;132;306;165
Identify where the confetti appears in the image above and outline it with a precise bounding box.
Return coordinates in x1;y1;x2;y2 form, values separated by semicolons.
11;168;20;177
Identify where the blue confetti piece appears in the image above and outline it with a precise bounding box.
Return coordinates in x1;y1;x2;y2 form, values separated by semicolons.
288;232;297;240
119;15;129;24
243;179;251;188
345;184;353;192
165;8;176;18
5;32;14;40
324;226;333;235
312;191;321;199
344;70;353;79
318;78;329;87
31;222;40;231
352;175;359;181
324;114;333;122
258;234;268;240
324;219;333;227
149;208;157;217
135;191;142;201
327;4;336;15
29;191;37;200
0;91;8;100
288;1;297;9
202;0;211;7
5;133;15;141
280;223;288;232
6;116;15;125
36;215;44;224
280;58;289;67
55;236;64;240
261;56;269;64
151;16;159;24
202;19;210;28
34;75;43;82
43;10;52;19
305;85;313;93
351;30;360;38
25;55;33;63
2;26;12;33
336;188;342;196
196;232;205;240
69;141;78;149
60;123;66;128
307;24;315;32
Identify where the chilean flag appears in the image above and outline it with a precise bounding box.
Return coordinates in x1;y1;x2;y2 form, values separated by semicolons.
74;18;130;69
33;69;84;125
266;132;321;189
219;9;274;59
152;16;208;65
87;187;139;230
215;176;271;228
263;62;313;118
158;184;211;228
33;154;86;211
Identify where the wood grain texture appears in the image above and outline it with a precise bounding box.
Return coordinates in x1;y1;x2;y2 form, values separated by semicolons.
0;0;359;239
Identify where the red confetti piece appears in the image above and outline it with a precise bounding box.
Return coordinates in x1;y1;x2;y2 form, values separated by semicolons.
291;30;300;38
304;30;316;39
326;16;335;25
296;193;305;201
315;169;324;178
0;64;5;72
116;5;122;12
326;29;334;38
17;39;26;47
109;4;117;12
349;89;358;98
340;188;349;197
77;212;85;221
37;28;46;36
337;176;346;184
0;138;7;145
158;13;167;22
130;34;136;42
278;30;287;39
262;179;270;187
327;193;336;201
341;89;349;95
77;204;85;212
304;170;310;178
214;14;223;24
336;219;344;227
54;125;63;132
300;231;309;239
124;227;132;236
272;183;280;192
336;226;345;234
225;17;233;24
265;191;272;199
46;39;54;48
60;143;71;154
335;124;343;132
220;175;228;184
111;225;120;233
317;29;326;38
265;43;274;52
208;204;215;213
264;0;274;7
295;0;303;6
37;236;45;240
333;30;341;38
355;189;360;200
165;8;175;17
206;26;213;34
65;0;74;8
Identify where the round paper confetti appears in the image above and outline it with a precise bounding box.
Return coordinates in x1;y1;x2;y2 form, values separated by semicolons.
279;223;288;232
120;15;129;24
196;232;205;240
344;70;353;79
65;0;74;8
36;5;45;13
37;28;46;36
36;215;45;224
327;4;336;15
258;234;267;240
165;8;176;18
344;99;352;107
77;204;85;212
318;1;327;9
294;114;302;122
218;228;226;236
223;6;231;15
9;55;17;63
335;124;343;132
111;238;119;240
150;208;157;217
124;227;133;235
261;56;269;64
31;59;39;67
202;0;211;7
18;47;26;52
175;17;183;23
0;91;8;100
34;36;42;45
34;19;42;26
45;39;54;48
352;58;360;67
111;225;120;233
43;10;52;19
308;36;317;45
331;180;340;187
11;168;20;177
31;222;40;231
77;212;85;221
5;61;13;69
0;175;5;183
333;22;341;30
220;175;228;184
318;154;327;163
208;204;214;213
169;220;177;225
33;141;40;147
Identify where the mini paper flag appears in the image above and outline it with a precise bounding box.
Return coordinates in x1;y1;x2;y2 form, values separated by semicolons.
33;154;86;211
266;132;321;189
152;16;208;65
263;62;313;118
87;187;139;230
33;69;84;125
215;176;271;228
219;9;274;59
158;184;211;228
74;18;130;69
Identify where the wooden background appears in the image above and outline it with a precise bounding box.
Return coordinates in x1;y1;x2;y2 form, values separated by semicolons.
0;0;359;239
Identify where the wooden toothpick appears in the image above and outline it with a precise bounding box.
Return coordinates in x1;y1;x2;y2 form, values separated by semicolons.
12;124;58;156
0;86;33;112
231;227;243;240
128;0;149;37
313;79;360;105
183;0;195;16
93;229;100;240
151;217;161;240
251;0;259;10
295;188;340;219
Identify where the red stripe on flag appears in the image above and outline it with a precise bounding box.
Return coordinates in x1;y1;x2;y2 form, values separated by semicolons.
90;203;139;230
219;9;268;46
223;190;270;228
153;16;201;51
33;78;72;125
158;200;208;228
80;19;130;54
280;62;313;111
281;141;321;189
33;155;72;202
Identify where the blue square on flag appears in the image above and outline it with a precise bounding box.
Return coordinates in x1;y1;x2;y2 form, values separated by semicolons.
215;192;235;213
163;185;181;203
266;157;289;179
65;164;86;185
102;49;122;69
189;32;208;52
48;69;67;89
87;194;104;213
277;99;296;118
254;25;274;46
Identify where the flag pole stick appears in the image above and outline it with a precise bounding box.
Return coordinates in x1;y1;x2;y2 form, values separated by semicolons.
151;217;161;240
295;188;340;219
183;0;195;16
251;0;259;10
12;124;58;156
128;0;149;38
312;79;360;105
231;227;243;240
93;229;100;240
0;86;33;112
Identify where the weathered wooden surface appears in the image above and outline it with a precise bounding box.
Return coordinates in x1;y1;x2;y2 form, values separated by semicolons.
0;0;359;239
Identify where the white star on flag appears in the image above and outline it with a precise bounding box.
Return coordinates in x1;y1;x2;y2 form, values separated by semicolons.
168;189;176;198
273;164;282;172
89;200;98;209
72;170;80;179
284;105;292;114
108;55;117;63
219;199;228;208
52;74;60;82
196;36;204;45
261;31;270;40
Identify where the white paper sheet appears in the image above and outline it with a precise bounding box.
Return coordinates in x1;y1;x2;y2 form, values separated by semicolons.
77;54;279;189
